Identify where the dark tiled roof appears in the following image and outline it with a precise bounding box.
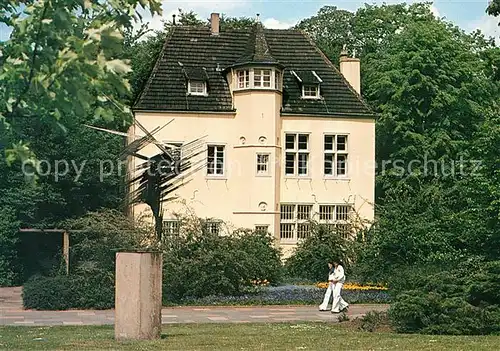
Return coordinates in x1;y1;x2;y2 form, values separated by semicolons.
183;67;209;81
134;25;374;118
232;23;280;67
292;70;322;84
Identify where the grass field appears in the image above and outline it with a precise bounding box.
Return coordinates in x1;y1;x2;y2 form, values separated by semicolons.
0;323;499;350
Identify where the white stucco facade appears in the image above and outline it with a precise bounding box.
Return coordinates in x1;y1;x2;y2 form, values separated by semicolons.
131;67;375;256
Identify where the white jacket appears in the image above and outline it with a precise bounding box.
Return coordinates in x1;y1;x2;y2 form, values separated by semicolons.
331;265;346;284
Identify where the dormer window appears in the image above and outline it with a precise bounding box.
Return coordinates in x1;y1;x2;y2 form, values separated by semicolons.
234;68;282;91
188;80;207;96
292;70;323;99
302;85;320;99
181;65;209;96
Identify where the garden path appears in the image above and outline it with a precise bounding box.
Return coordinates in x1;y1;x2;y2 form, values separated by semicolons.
0;287;388;326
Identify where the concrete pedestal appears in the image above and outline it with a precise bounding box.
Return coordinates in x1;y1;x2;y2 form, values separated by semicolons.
115;252;162;340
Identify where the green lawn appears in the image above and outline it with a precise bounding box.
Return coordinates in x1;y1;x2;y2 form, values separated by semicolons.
0;323;498;351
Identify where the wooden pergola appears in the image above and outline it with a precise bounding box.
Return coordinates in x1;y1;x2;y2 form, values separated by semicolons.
19;229;83;275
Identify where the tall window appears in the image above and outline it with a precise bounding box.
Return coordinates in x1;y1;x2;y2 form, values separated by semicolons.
256;153;270;175
275;71;282;91
188;80;207;95
280;204;312;241
163;220;180;236
285;133;309;176
254;69;271;88
319;204;353;239
207;145;225;176
324;134;348;177
237;70;250;89
204;220;221;234
302;85;319;98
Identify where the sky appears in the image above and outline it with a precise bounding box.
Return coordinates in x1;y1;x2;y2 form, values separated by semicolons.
0;1;498;43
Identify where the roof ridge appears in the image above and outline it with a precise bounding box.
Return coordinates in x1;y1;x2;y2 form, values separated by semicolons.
297;29;375;117
134;27;177;109
232;23;279;67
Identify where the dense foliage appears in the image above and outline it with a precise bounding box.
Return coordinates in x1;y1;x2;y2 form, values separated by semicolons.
297;3;500;335
22;209;145;309
162;223;283;302
389;262;500;335
1;0;161;163
23;274;114;310
22;214;284;309
0;206;21;286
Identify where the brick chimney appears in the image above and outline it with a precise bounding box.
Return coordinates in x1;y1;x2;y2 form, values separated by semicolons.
339;47;360;94
211;13;220;35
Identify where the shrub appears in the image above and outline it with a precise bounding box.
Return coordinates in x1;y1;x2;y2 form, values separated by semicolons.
63;209;146;276
162;223;283;302
232;229;283;285
23;274;114;310
23;209;144;310
285;223;357;281
0;206;21;286
389;264;500;335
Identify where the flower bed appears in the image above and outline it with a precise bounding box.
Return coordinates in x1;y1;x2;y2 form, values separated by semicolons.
165;284;390;306
315;282;388;290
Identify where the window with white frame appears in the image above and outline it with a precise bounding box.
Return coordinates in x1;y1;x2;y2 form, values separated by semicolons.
254;69;272;88
302;85;320;98
188;80;207;95
204;220;221;234
280;204;313;241
275;71;282;91
324;134;348;177
234;68;282;90
319;204;353;239
207;145;225;176
163;220;180;236
285;133;309;176
256;153;270;175
255;225;269;233
237;70;250;89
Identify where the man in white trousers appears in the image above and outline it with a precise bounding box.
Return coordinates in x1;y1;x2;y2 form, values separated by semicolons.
319;259;349;313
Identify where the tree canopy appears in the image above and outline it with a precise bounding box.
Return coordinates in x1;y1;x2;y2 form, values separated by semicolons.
0;0;161;163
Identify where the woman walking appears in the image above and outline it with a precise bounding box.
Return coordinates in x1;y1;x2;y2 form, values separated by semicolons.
318;260;335;311
330;259;349;313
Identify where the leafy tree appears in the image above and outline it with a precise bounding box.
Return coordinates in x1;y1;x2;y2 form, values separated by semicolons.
363;19;498;198
296;3;436;65
488;0;500;18
296;4;500;285
219;15;255;30
0;0;161;162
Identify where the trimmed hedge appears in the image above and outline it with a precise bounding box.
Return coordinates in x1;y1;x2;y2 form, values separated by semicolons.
23;274;114;310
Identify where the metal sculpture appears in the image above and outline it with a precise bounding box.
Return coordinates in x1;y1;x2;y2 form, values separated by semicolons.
86;120;205;243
